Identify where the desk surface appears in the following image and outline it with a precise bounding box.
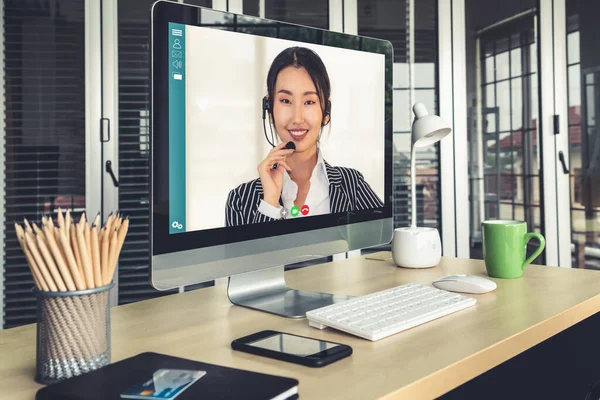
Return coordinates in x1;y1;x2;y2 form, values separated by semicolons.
2;255;600;400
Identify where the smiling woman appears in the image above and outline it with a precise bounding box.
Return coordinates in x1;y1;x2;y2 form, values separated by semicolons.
225;47;383;227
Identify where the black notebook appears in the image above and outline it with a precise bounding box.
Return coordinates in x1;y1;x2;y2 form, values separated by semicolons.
36;352;299;400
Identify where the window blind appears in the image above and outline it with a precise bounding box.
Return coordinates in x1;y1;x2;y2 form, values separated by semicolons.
115;0;212;304
2;0;86;328
358;0;408;63
117;0;172;304
265;0;328;29
243;0;329;29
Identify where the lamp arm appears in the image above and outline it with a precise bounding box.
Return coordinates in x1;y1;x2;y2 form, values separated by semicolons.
411;145;417;229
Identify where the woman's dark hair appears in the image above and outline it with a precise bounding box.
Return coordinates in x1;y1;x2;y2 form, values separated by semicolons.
266;46;331;123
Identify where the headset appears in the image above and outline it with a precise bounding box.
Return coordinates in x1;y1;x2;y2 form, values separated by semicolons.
262;96;331;148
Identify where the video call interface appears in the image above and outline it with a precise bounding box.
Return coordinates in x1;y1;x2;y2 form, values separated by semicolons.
167;22;386;235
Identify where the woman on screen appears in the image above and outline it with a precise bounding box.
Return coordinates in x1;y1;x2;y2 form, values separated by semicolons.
225;46;383;227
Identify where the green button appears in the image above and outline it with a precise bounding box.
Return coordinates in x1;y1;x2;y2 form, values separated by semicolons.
290;206;299;217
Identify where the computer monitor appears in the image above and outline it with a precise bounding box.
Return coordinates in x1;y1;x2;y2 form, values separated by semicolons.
150;0;393;317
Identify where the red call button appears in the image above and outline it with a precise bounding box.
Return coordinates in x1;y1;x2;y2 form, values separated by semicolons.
301;205;310;216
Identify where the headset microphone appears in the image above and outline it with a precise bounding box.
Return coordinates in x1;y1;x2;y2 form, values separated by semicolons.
284;141;296;150
271;141;295;170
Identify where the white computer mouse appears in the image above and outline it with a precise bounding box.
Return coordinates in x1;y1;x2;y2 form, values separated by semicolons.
432;274;497;294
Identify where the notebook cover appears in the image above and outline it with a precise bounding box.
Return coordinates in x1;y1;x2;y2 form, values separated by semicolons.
35;352;299;400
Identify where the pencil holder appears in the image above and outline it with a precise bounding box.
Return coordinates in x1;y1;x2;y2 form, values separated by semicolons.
34;283;113;384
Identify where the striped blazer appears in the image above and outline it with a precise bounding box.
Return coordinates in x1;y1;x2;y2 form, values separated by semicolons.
225;162;383;227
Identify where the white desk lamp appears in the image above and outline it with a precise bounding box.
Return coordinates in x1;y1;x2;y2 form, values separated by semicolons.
392;102;452;268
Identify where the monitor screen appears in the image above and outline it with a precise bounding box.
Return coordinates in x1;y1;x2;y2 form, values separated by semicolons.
169;22;386;234
151;1;393;289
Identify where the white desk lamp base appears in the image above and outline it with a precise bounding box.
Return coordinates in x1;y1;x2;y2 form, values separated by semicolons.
392;227;441;268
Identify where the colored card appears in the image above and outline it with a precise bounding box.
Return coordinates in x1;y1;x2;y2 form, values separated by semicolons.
120;369;206;399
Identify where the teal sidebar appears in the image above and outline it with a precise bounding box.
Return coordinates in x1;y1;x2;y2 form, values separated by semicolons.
168;23;186;234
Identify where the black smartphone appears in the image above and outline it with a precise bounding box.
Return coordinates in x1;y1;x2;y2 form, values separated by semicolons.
231;330;352;368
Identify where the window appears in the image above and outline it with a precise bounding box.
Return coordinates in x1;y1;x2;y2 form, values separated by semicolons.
2;0;86;328
358;0;440;233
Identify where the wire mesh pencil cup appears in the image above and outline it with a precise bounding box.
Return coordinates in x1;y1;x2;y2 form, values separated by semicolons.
35;283;113;385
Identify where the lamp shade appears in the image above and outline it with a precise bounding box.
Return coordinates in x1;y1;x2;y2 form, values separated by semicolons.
411;103;451;148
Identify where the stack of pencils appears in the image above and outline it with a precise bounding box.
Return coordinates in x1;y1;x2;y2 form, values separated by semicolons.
14;210;128;373
15;209;129;291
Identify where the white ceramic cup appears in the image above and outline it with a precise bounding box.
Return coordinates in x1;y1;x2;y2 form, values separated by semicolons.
392;227;441;268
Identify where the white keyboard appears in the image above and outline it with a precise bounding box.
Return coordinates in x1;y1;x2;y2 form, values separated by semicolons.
306;283;476;341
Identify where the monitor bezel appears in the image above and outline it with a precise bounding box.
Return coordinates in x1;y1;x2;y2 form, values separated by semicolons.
150;0;393;257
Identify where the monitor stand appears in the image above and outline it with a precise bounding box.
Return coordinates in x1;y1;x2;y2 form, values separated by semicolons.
227;265;352;318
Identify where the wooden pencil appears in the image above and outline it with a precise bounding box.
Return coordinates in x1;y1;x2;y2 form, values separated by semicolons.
24;231;58;292
104;227;119;286
32;223;43;236
102;214;113;244
82;214;95;287
21;230;51;291
57;208;65;234
15;224;48;291
65;209;72;238
20;227;44;289
53;227;66;261
106;218;129;286
104;214;114;239
76;223;95;289
31;269;42;290
113;216;122;233
43;225;78;291
47;214;55;228
36;233;68;292
91;225;102;288
25;241;49;291
84;222;93;277
93;213;101;230
101;226;109;285
59;230;86;291
70;223;84;282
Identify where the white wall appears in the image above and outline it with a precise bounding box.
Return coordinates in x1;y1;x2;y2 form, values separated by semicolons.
184;26;386;231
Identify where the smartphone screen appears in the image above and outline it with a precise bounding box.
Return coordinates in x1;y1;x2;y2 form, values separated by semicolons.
248;333;340;357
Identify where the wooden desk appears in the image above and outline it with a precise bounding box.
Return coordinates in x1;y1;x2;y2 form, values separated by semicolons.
2;255;600;399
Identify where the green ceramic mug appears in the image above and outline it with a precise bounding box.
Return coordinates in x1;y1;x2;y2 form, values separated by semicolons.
481;220;546;278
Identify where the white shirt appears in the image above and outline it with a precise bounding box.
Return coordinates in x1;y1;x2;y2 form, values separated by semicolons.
258;150;331;219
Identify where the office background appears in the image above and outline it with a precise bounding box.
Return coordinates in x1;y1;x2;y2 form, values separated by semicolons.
0;0;597;329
